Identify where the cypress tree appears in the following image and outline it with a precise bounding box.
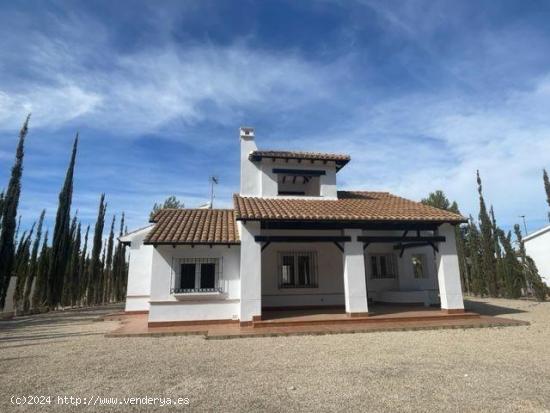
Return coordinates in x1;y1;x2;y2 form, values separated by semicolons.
0;191;4;231
22;210;45;313
88;194;106;305
544;169;550;222
103;216;116;303
61;215;78;307
466;216;484;296
112;213;126;302
13;227;33;312
69;222;81;306
47;135;78;308
79;225;90;305
14;215;22;249
0;115;30;308
476;171;498;297
31;231;49;308
497;229;523;298
489;205;506;293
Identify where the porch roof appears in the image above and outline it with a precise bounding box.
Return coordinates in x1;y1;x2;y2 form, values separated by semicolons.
233;191;466;224
145;209;240;245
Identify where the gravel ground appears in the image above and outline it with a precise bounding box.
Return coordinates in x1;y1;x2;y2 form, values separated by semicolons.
0;298;549;413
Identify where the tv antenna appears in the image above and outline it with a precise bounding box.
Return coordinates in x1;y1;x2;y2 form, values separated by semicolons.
519;215;528;235
209;176;219;208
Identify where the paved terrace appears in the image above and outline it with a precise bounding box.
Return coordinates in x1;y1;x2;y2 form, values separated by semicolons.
105;304;527;339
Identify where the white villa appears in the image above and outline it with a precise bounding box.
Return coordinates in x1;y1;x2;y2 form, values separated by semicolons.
121;127;467;327
524;224;550;286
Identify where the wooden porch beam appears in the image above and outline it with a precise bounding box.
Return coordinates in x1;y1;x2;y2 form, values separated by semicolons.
358;235;446;243
333;242;344;252
272;168;326;176
392;242;431;250
254;235;351;243
259;221;443;231
393;241;440;255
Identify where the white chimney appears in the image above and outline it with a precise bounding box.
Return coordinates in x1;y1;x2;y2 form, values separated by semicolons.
240;126;255;140
239;126;259;196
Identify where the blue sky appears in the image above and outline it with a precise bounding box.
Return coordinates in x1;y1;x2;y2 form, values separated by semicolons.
1;0;550;235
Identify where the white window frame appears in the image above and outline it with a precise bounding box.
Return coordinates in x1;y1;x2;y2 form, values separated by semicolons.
369;254;398;279
411;254;428;279
171;257;222;294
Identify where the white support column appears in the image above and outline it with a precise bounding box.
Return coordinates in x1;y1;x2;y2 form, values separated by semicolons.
436;223;465;313
239;221;262;324
342;229;369;316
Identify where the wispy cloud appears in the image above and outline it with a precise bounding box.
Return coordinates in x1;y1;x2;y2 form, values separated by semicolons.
0;11;337;135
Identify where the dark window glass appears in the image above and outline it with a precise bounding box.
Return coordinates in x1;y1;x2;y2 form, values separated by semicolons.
180;264;196;289
200;263;216;289
380;256;388;276
297;256;310;285
371;256;379;278
281;256;295;286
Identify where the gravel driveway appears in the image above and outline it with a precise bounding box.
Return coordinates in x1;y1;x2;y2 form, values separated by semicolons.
1;298;549;412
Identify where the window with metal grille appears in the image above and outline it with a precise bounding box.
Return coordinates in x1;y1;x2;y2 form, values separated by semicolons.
172;258;222;293
369;254;397;279
278;251;318;288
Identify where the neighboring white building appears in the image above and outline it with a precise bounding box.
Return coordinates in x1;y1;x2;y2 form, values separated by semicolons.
123;127;467;326
524;225;550;286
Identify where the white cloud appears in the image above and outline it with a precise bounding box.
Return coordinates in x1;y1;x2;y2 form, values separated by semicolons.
2;3;550;233
0;15;336;135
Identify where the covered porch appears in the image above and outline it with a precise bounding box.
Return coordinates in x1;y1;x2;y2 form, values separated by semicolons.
239;218;465;325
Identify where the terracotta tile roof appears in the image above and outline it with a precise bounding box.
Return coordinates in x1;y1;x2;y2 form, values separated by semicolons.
249;150;350;169
145;209;240;245
233;191;466;223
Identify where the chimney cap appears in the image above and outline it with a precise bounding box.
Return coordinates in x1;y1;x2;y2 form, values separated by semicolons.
239;126;255;138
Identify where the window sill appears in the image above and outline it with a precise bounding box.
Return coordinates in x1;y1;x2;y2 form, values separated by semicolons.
172;291;227;301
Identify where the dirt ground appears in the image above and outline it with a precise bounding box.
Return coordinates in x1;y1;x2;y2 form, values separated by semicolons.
1;298;549;412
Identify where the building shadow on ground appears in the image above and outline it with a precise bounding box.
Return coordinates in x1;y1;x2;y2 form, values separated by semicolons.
464;299;526;316
0;304;122;333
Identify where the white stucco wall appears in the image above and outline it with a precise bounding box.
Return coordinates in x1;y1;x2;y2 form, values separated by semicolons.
524;226;550;285
239;221;262;322
148;244;241;322
122;226;154;312
342;229;369;313
435;224;465;310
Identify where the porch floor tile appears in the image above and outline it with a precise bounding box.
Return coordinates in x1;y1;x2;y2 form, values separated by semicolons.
104;307;528;339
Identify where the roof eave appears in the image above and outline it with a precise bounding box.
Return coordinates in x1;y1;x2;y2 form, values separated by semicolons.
249;153;350;171
143;241;241;246
235;216;466;225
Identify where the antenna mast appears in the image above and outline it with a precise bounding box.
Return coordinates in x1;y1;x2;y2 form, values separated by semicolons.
209;176;218;208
